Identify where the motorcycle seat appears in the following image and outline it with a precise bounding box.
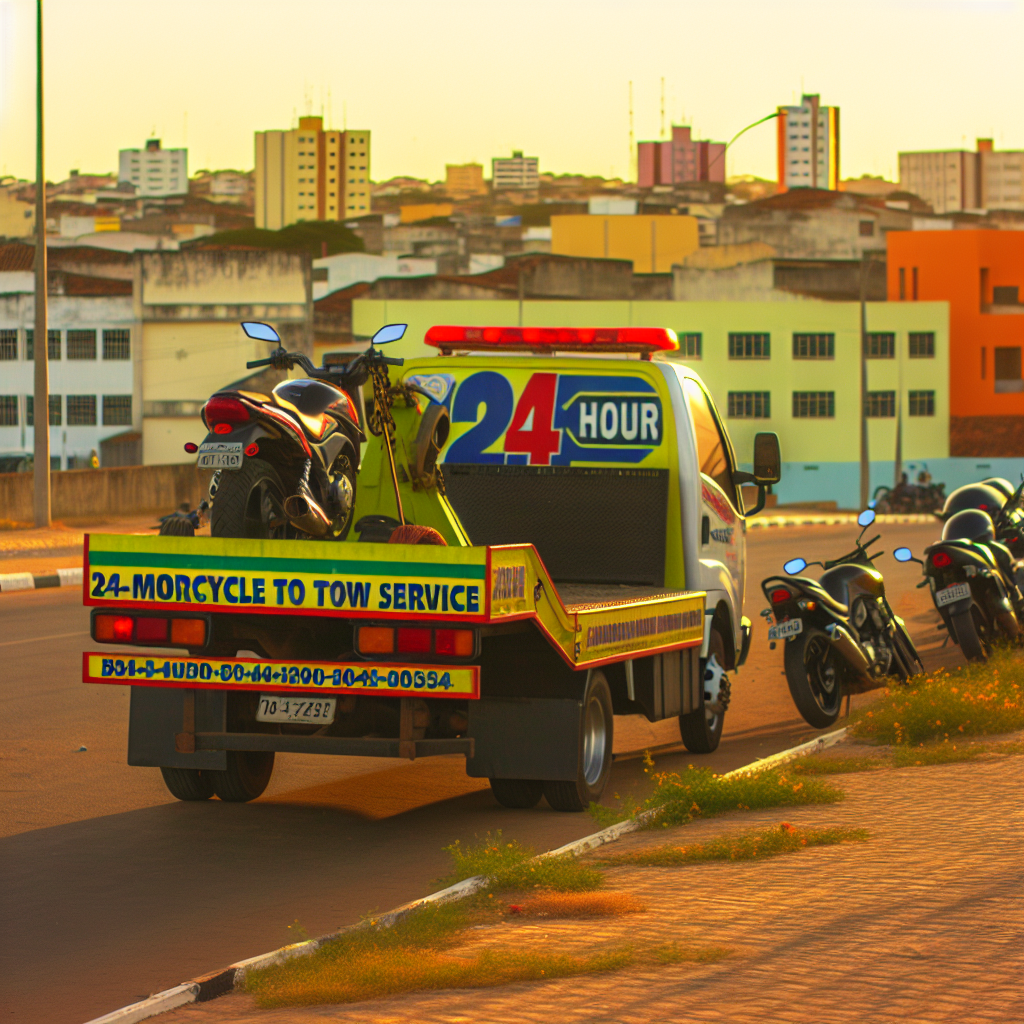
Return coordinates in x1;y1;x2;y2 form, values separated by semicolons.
793;578;848;616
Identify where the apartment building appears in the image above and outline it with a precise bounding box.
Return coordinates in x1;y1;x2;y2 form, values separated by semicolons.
899;139;1024;213
492;152;539;192
776;94;839;192
255;116;371;229
118;139;188;197
637;125;726;189
445;163;486;198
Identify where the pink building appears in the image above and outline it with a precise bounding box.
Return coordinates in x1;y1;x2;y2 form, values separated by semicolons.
637;126;726;188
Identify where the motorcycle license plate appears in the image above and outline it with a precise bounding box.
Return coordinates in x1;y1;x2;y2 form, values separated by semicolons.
768;619;803;640
936;582;971;607
197;442;243;470
256;696;336;724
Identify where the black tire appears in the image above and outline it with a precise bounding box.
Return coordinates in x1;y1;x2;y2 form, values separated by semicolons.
211;458;289;539
679;629;728;754
951;608;987;662
489;778;543;809
209;751;275;802
160;766;214;801
784;626;844;729
543;671;613;812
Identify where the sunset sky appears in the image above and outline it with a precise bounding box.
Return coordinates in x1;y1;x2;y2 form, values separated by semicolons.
1;0;1022;186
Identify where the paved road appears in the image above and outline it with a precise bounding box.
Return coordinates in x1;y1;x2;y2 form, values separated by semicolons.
0;521;958;1024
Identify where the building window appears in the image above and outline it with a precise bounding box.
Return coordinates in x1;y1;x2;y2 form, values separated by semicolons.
792;391;835;418
67;395;97;425
908;332;935;358
102;395;133;426
679;333;702;358
728;392;771;418
102;329;131;360
865;390;896;417
908;390;936;416
859;220;875;236
728;333;770;359
25;329;62;360
792;333;834;359
67;329;97;360
0;395;17;425
864;332;895;358
994;346;1023;393
0;329;16;360
26;394;61;426
898;268;906;301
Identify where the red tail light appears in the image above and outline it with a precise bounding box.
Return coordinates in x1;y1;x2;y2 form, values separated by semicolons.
204;395;251;427
435;629;474;656
771;588;793;604
135;618;169;642
95;614;135;642
931;551;953;568
397;628;432;654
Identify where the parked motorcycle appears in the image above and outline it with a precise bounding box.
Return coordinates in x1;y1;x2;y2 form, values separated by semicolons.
896;485;1024;661
872;465;945;514
181;321;407;541
761;509;924;729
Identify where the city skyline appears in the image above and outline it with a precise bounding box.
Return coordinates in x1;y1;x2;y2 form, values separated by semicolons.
1;0;1023;188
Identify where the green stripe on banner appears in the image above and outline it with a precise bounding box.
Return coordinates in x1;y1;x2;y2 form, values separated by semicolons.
88;550;487;579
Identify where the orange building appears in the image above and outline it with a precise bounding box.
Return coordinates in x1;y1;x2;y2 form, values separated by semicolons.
887;231;1023;457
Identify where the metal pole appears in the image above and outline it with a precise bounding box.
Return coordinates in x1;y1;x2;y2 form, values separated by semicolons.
858;253;870;510
33;0;50;527
894;330;903;487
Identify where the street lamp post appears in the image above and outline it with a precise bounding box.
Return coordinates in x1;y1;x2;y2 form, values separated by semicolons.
33;0;50;526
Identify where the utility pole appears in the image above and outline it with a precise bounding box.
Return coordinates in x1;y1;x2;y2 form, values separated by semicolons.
33;0;50;527
858;252;870;510
894;330;903;487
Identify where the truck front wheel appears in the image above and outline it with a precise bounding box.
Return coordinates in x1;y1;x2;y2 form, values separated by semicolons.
679;629;728;754
543;671;613;812
210;751;275;802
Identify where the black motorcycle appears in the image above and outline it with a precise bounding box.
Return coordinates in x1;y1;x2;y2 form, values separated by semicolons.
180;321;407;541
761;509;924;729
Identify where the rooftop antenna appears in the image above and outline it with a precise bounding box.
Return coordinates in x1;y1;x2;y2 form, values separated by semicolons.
628;81;634;181
660;77;665;139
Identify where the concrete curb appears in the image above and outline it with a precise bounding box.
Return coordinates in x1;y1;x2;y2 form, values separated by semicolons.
0;566;83;593
747;514;936;530
81;726;852;1024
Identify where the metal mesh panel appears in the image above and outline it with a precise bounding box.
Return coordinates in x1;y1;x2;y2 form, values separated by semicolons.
442;464;668;586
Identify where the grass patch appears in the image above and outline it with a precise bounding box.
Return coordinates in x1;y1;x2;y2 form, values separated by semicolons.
850;648;1024;746
507;891;645;918
596;823;869;867
590;753;844;830
437;831;603;893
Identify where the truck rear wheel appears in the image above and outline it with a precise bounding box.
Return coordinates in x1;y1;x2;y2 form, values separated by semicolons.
680;629;728;754
543;671;613;812
160;766;214;801
210;751;275;802
489;778;543;809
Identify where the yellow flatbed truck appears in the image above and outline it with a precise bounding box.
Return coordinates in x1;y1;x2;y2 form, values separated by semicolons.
83;325;780;811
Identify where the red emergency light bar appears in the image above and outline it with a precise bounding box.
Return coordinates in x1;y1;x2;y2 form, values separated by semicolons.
424;325;679;355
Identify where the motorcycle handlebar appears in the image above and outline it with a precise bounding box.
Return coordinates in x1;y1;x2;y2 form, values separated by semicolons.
246;357;274;369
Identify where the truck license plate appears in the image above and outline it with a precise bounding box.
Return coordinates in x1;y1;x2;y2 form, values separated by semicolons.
936;582;971;607
197;442;243;470
256;696;336;724
768;619;803;640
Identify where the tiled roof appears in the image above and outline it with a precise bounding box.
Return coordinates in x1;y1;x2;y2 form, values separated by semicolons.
0;242;35;272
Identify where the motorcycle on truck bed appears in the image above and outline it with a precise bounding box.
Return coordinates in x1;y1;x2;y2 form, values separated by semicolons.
83;323;781;812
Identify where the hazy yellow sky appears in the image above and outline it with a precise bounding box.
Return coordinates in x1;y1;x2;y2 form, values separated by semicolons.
1;0;1022;186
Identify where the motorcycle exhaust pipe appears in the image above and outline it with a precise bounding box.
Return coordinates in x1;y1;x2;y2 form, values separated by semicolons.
283;492;332;537
826;623;873;681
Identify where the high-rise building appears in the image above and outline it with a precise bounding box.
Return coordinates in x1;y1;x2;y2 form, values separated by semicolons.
637;126;725;188
899;139;1024;213
492;151;539;191
254;116;370;229
118;139;187;197
444;163;486;198
776;95;839;192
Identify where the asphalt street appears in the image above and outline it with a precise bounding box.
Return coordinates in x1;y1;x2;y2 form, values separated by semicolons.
0;520;958;1024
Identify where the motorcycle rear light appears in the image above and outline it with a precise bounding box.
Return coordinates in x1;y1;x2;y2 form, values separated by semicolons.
358;626;394;654
204;395;251;426
397;627;432;654
771;588;792;603
213;423;233;434
931;552;953;568
95;614;134;642
135;618;169;642
170;619;206;646
183;442;198;454
245;443;259;456
435;629;474;657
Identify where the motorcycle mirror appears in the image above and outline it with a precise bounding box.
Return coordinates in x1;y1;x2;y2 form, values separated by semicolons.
241;321;281;343
868;499;877;509
372;323;407;346
857;509;876;527
783;557;807;575
893;547;914;562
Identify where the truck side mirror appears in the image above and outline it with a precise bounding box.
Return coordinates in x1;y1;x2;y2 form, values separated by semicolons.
753;432;781;485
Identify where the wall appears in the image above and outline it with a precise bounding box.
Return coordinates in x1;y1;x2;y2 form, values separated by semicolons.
551;215;700;273
0;463;212;522
139;250;307;306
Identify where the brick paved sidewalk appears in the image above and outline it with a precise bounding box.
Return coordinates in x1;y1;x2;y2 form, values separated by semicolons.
161;755;1024;1024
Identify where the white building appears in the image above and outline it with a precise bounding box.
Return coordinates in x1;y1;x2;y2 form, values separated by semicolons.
899;140;1023;213
312;252;436;300
118;139;188;198
492;151;539;191
776;95;839;192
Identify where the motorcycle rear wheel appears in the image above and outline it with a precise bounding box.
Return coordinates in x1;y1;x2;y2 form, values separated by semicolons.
951;605;988;662
784;627;844;729
212;458;291;539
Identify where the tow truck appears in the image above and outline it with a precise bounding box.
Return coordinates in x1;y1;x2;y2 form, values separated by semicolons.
83;325;781;811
